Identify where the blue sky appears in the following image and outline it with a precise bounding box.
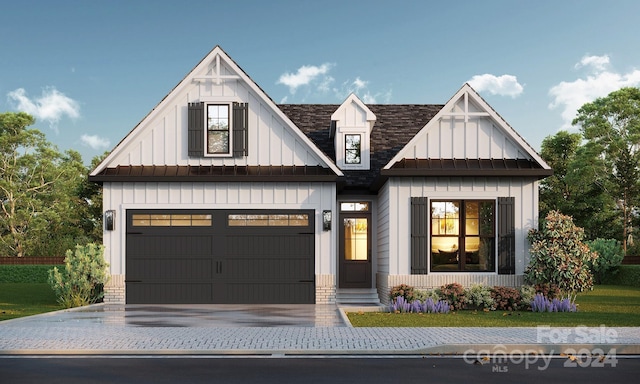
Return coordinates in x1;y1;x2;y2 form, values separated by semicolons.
2;0;640;164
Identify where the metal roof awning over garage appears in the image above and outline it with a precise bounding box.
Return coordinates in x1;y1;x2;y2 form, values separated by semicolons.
89;165;340;183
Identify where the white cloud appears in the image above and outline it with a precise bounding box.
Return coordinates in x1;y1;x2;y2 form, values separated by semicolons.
7;87;80;133
549;55;640;129
468;74;524;98
574;54;610;72
80;134;110;150
277;63;334;94
332;77;392;104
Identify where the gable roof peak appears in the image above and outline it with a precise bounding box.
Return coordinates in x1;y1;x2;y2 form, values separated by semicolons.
331;93;376;123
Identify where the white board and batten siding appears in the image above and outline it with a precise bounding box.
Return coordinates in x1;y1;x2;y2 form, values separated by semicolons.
406;99;531;161
103;181;337;279
376;176;538;295
107;64;325;168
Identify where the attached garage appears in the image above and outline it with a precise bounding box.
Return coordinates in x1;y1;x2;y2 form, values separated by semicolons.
125;209;315;304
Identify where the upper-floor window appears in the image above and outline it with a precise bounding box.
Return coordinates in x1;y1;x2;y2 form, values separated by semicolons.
188;102;248;158
345;134;361;164
207;104;230;155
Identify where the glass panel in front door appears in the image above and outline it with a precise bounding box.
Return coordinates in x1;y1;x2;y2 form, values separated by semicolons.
344;218;368;260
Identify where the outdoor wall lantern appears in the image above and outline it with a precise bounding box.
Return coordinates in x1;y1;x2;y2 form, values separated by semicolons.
322;210;332;231
104;210;115;231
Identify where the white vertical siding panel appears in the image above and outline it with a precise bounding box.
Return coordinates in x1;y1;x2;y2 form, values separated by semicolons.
250;183;263;204
180;183;193;204
491;124;505;158
157;182;170;203
441;119;454;158
134;184;145;203
145;183;158;204
271;120;283;165
377;183;390;274
152;122;164;164
262;184;274;204
167;106;178;165
238;184;251;204
478;120;492;158
285;185;297;203
452;120;466;159
274;184;286;204
169;183;181;204
192;183;205;204
247;94;260;165
466;119;479;158
227;184;239;204
204;185;216;204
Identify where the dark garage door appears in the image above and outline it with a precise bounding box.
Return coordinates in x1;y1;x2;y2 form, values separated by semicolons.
126;210;315;304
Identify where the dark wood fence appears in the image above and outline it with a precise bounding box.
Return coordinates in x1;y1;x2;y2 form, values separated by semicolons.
622;256;640;265
0;257;65;265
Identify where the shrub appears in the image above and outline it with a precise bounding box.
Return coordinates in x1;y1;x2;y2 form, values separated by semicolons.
490;286;521;311
602;265;640;287
48;243;109;308
519;285;537;310
414;288;441;303
525;210;598;297
0;265;55;283
586;238;624;284
389;284;416;303
534;283;561;299
437;283;466;310
464;284;494;310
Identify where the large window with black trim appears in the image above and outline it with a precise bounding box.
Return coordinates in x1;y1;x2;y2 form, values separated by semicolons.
430;200;495;272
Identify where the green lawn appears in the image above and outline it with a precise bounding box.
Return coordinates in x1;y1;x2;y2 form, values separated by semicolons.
347;285;640;327
0;283;62;321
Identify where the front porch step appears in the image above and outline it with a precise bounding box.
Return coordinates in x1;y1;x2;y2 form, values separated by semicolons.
335;288;381;305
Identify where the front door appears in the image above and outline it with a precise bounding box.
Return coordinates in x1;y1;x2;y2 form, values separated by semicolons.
339;202;371;288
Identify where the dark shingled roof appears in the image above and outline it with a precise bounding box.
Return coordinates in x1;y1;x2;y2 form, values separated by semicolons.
279;104;443;193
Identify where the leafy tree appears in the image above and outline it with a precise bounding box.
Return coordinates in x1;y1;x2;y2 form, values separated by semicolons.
573;87;640;252
525;210;598;299
539;131;582;216
539;131;620;240
0;112;95;256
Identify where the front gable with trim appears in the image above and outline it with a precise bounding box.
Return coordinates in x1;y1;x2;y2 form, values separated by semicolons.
91;47;341;305
374;84;552;304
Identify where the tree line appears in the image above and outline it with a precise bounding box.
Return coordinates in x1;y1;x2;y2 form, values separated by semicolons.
540;87;640;255
0;112;103;257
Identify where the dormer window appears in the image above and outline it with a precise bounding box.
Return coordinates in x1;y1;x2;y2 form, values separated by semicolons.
331;94;376;171
345;134;362;164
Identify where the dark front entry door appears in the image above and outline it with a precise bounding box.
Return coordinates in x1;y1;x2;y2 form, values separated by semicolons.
339;211;372;288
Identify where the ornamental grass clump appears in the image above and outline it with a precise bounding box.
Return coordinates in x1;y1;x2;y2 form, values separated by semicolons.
390;296;450;314
530;293;577;313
